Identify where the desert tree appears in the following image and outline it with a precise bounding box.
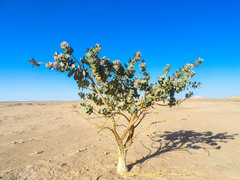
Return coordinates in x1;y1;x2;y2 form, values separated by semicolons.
29;41;202;174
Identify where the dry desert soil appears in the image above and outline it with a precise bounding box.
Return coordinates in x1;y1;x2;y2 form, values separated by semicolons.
0;98;240;179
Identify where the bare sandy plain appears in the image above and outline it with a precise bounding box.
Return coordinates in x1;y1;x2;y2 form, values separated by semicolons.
0;98;240;180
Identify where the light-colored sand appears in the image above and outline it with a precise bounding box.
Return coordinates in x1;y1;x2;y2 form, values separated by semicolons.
191;96;204;99
0;98;240;179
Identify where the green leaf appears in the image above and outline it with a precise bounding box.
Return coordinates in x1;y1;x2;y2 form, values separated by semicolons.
78;92;85;99
68;70;74;77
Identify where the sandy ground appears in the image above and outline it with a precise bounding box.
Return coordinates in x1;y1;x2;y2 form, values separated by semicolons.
0;98;240;180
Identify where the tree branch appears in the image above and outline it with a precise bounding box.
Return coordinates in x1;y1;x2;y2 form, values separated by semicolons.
88;76;109;108
114;72;128;93
134;111;149;129
71;107;114;133
111;112;130;122
132;120;179;140
120;113;139;140
72;53;108;110
71;54;81;68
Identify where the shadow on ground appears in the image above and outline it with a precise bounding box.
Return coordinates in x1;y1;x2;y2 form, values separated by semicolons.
129;130;238;170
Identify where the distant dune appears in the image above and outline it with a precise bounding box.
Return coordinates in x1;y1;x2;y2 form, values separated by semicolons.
191;95;240;99
191;96;204;99
229;95;240;99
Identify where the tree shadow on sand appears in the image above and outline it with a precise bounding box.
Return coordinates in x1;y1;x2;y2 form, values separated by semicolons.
129;130;238;170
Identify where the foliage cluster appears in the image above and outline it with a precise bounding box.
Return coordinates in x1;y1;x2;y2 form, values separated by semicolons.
30;42;202;115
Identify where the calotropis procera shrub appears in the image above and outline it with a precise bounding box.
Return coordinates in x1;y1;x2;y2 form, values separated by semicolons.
29;41;202;174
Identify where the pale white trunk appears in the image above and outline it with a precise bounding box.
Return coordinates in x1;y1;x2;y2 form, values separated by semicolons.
117;150;128;174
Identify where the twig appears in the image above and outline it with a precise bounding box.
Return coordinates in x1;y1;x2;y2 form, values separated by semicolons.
71;107;114;133
71;54;82;68
132;120;178;140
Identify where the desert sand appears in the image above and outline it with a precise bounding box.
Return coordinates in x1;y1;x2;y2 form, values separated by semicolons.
0;98;240;179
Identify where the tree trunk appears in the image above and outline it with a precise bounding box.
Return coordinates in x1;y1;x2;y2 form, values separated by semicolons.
117;149;128;174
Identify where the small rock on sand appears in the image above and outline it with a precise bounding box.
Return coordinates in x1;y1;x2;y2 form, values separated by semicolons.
35;150;44;154
61;163;67;167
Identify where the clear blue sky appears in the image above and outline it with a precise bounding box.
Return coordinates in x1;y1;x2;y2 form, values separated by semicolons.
0;0;239;101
